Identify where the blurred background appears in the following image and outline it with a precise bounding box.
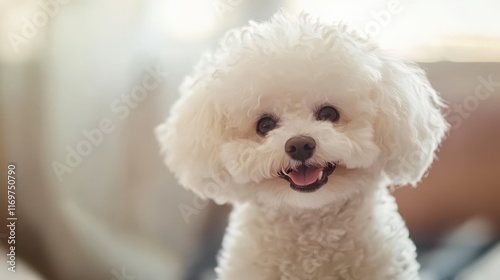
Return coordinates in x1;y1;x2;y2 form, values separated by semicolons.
0;0;499;279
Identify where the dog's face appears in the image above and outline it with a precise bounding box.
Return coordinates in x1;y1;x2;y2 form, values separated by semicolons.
157;13;448;209
215;55;383;208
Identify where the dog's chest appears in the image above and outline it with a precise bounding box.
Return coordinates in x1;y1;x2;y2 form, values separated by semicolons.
252;208;378;279
220;191;418;280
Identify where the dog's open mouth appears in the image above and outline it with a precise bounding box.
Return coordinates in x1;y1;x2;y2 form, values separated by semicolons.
278;163;336;193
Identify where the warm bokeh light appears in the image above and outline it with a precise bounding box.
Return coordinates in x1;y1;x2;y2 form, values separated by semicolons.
288;0;500;61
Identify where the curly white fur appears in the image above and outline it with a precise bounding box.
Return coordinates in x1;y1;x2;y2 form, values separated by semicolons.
157;11;448;280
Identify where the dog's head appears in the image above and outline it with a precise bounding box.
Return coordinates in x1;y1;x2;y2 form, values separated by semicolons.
157;12;448;209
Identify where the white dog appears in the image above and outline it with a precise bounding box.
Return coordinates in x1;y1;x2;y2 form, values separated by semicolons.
157;11;448;280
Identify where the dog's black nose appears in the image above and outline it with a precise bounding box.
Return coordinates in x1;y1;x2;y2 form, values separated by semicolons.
285;136;316;161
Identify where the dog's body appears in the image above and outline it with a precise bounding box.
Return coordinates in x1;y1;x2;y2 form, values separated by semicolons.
217;186;418;280
157;12;448;280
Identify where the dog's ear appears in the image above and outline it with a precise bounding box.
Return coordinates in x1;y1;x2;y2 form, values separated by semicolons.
373;57;449;187
156;77;227;199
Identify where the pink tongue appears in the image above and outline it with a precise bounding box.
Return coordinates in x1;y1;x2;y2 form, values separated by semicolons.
288;166;321;187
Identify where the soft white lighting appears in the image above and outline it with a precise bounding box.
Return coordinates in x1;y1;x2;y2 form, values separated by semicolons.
163;0;217;39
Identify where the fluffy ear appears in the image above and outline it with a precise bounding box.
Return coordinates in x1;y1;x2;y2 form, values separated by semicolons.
156;77;228;199
374;57;449;186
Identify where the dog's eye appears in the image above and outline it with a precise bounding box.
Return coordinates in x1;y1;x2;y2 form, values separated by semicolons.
256;117;276;136
316;106;340;122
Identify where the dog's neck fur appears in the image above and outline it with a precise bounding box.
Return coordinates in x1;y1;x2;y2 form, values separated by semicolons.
259;189;364;222
217;185;420;280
